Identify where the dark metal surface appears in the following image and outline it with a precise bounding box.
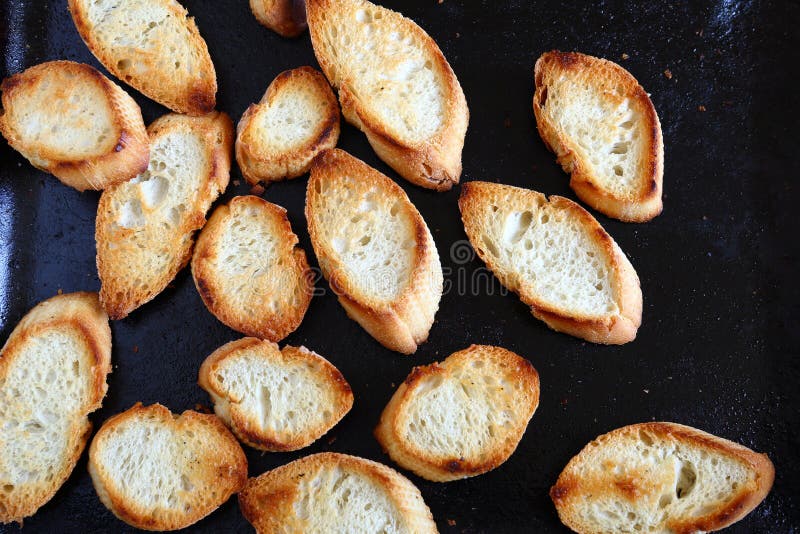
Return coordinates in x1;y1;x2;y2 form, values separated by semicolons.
1;0;798;532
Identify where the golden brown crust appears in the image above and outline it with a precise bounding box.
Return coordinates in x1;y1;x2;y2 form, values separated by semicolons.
249;0;308;37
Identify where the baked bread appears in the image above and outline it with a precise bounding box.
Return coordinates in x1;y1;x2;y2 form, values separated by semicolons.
236;66;339;185
375;345;539;482
88;403;247;531
0;60;149;191
239;452;438;533
307;0;468;190
459;181;642;344
198;337;353;451
68;0;217;115
306;149;443;354
551;422;775;534
96;111;233;320
191;195;312;341
0;292;111;523
533;51;664;222
250;0;307;37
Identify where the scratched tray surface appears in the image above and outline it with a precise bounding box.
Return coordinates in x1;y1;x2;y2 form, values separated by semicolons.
0;0;798;532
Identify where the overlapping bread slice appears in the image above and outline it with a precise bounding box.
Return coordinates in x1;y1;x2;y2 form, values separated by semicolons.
307;0;468;190
459;181;642;344
0;292;111;523
533;51;663;222
306;149;443;354
96;111;232;320
551;422;775;534
192;195;312;341
88;403;247;531
239;452;438;533
0;61;149;191
250;0;307;37
68;0;217;115
198;337;353;451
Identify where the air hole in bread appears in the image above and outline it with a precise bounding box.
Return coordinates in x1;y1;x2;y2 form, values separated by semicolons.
610;142;629;155
119;199;145;228
675;462;697;499
502;210;533;245
116;59;131;71
613;165;624;176
539;86;548;108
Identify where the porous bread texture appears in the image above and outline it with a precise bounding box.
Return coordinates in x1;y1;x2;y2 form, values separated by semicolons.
68;0;217;115
376;345;540;482
250;0;308;37
306;149;443;354
533;51;663;222
0;292;111;523
198;337;353;451
551;422;775;534
236;66;340;184
88;403;247;531
458;181;641;344
0;61;149;191
96;111;232;320
307;0;468;190
192;195;312;342
239;452;438;533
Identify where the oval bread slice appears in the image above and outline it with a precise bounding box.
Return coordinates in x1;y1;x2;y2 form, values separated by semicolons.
551;422;775;534
375;345;539;482
0;292;111;523
239;452;438;533
88;403;247;531
192;195;312;341
0;61;149;191
198;337;353;452
458;181;642;344
250;0;308;37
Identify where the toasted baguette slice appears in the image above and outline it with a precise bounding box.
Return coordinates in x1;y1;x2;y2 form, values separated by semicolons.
96;112;233;320
240;452;438;533
192;195;312;341
375;345;539;482
533;51;664;222
459;181;642;344
236;67;340;185
307;0;468;190
68;0;216;115
0;292;111;523
0;61;149;191
551;422;775;534
198;337;353;452
88;403;247;531
306;149;443;354
250;0;307;37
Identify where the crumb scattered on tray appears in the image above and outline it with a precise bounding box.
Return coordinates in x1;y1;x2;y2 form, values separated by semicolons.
663;69;673;79
250;184;265;196
621;53;629;60
698;105;707;112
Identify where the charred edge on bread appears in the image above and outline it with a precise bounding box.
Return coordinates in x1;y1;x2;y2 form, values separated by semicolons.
189;89;215;115
195;277;215;307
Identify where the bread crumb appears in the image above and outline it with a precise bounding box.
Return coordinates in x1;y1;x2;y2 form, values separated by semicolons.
621;53;629;60
194;403;212;414
643;389;650;394
698;105;706;112
250;184;265;196
57;288;63;295
328;435;337;445
455;32;460;38
132;345;139;353
503;117;512;128
663;69;673;79
233;180;240;186
447;519;456;526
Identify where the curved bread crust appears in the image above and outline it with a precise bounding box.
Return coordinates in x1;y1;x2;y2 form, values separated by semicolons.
192;195;312;341
459;181;642;344
533;51;663;222
198;337;353;451
0;292;111;523
236;66;340;184
0;61;149;191
307;0;468;191
68;0;217;115
551;422;775;534
375;345;539;482
306;149;443;354
88;403;247;531
250;0;308;37
239;452;438;533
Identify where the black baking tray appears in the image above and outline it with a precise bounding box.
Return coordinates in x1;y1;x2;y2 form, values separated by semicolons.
1;0;798;532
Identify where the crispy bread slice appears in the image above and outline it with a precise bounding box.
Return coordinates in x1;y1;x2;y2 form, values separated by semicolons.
96;111;233;320
198;337;353;452
375;345;539;482
191;195;312;341
458;181;642;344
0;292;111;523
250;0;307;37
236;66;340;185
0;60;149;191
307;0;468;190
239;452;438;533
551;422;775;534
306;149;443;354
88;403;247;531
68;0;217;115
533;51;664;222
